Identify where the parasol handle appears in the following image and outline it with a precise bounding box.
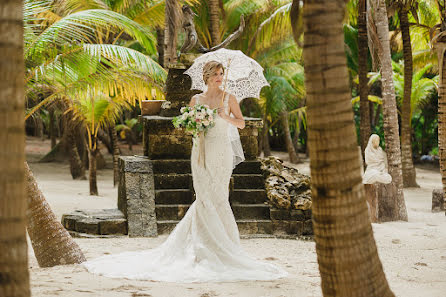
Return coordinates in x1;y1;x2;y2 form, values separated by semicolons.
220;58;232;107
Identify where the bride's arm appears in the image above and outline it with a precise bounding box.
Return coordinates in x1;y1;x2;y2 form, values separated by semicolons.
220;95;245;129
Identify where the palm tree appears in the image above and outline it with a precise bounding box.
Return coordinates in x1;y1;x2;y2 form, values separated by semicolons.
358;0;372;153
301;0;395;295
209;0;221;46
68;95;128;195
25;163;86;267
370;0;408;221
430;0;446;213
0;0;31;294
389;0;420;187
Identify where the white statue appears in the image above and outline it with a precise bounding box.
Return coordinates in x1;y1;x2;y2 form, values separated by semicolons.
363;134;392;184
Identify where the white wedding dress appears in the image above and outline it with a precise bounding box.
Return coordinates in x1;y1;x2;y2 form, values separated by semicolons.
83;93;288;283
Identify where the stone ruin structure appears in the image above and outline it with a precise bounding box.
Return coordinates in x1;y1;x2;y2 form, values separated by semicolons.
61;7;313;238
61;59;313;238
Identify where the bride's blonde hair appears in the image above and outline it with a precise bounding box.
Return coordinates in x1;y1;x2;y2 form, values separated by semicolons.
203;61;224;85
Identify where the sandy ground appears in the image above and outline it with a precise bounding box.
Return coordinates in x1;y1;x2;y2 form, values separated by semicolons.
26;137;446;297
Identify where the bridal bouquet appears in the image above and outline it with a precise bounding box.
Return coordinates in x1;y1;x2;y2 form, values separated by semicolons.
172;104;217;138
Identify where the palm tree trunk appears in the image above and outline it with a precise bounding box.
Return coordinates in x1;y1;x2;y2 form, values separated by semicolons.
373;0;408;221
164;0;180;66
49;108;57;149
156;26;165;68
302;1;395;296
0;1;31;293
89;145;98;195
25;163;86;267
358;0;372;154
437;47;446;215
209;0;220;46
67;123;86;180
109;125;120;186
280;110;299;163
399;9;418;188
262;113;271;157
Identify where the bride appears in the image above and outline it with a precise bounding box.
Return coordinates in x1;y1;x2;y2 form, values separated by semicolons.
83;61;288;283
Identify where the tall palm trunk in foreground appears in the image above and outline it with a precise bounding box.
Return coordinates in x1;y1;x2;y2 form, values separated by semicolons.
25;163;86;267
302;1;395;296
0;1;31;294
399;8;418;187
373;0;408;221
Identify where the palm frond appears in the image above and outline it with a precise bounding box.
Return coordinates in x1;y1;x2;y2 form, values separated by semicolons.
25;9;157;59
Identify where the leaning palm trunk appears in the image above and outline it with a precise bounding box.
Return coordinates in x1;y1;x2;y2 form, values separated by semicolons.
280;110;299;163
302;1;395;296
372;0;408;221
0;1;31;294
25;163;86;267
399;9;418;187
209;0;220;46
358;0;372;154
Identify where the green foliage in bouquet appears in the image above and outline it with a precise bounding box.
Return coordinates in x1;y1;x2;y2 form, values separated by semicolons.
172;104;217;138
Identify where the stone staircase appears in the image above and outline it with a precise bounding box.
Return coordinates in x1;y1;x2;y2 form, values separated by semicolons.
151;159;274;235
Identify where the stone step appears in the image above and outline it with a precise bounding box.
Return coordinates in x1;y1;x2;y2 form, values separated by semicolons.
155;189;194;204
154;174;265;190
157;219;274;235
150;159;263;175
155;189;266;205
154;174;192;189
231;204;271;220
229;189;267;204
155;204;270;221
233;174;265;189
61;209;127;235
232;160;263;174
152;159;191;174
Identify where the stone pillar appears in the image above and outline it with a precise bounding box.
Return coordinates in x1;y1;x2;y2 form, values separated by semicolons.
118;156;157;237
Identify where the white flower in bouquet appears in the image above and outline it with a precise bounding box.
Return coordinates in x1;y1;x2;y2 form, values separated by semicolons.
172;104;217;140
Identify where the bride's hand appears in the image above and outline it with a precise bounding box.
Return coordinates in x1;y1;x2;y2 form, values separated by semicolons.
216;107;227;119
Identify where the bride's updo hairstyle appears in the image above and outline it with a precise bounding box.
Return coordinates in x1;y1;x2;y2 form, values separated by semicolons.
203;61;224;85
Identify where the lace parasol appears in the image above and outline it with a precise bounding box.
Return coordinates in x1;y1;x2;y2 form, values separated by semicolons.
183;48;269;102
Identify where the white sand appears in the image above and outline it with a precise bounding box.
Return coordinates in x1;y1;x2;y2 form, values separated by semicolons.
27;148;446;297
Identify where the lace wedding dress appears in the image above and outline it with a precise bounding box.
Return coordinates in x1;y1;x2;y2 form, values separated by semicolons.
83;93;288;283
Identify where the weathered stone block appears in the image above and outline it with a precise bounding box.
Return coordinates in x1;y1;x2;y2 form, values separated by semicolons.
290;209;305;221
270;208;290;220
432;188;445;212
75;218;100;234
240;136;258;159
303;209;312;220
303;219;313;235
61;214;77;230
99;219;127;235
288;221;304;235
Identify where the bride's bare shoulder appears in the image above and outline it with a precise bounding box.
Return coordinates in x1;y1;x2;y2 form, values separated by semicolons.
189;94;202;107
